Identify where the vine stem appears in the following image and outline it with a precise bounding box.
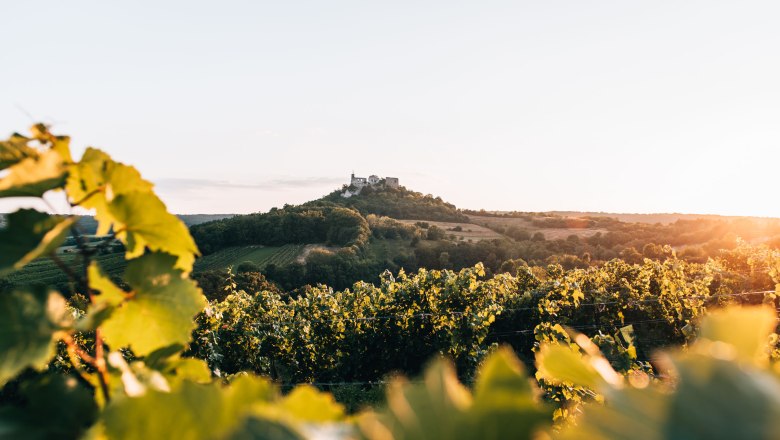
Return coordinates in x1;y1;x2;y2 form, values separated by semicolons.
70;187;104;207
70;223;113;404
94;328;111;403
62;333;97;364
63;338;94;384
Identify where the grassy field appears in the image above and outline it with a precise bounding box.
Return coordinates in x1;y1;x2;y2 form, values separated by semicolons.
365;238;413;261
397;220;504;242
467;215;607;240
193;244;305;271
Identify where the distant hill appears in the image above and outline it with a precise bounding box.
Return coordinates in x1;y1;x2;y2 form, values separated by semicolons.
550;211;777;225
190;184;467;255
0;213;234;234
466;210;778;226
313;184;468;222
189;204;370;254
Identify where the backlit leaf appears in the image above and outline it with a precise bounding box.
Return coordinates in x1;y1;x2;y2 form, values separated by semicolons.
361;351;552;440
29;123;73;163
227;417;304;440
109;192;198;272
0;133;36;170
0;374;97;439
664;354;780;439
88;262;126;307
101;376;276;440
66;148;155;235
279;385;345;423
364;359;471;440
0;288;70;386
0;209;76;276
535;343;605;390
698;305;776;365
0;149;66;198
470;347;551;439
101;252;206;356
76;262;128;331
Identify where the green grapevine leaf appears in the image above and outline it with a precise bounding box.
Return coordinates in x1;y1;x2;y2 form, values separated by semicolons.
470;348;551;439
698;305;776;365
75;262;128;331
0;209;76;276
165;358;213;384
556;387;669;440
101;382;234;439
535;343;605;390
101;376;275;440
360;358;471;440
361;352;553;440
0;133;37;170
664;354;780;439
50;135;74;163
65;147;154;235
474;346;534;398
558;355;780;439
554;306;780;439
101;252;206;356
278;385;345;422
0;288;70;386
29;123;74;163
108;192;198;272
142;345;213;385
0;149;66;198
0;374;97;439
226;417;304;440
88;262;126;306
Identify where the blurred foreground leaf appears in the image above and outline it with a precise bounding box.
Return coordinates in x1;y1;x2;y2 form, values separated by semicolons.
0;288;70;386
360;348;550;440
0;149;65;198
0;210;76;276
101;253;206;356
0;374;97;439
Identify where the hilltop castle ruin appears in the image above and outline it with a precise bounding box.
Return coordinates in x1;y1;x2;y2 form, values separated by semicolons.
342;173;399;198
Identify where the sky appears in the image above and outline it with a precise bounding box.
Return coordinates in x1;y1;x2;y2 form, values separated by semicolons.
2;1;780;217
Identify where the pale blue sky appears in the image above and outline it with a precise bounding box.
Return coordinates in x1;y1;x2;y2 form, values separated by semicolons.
2;1;779;216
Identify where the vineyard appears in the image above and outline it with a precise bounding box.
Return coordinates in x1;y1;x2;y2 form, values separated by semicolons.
193;244;304;271
1;250;126;287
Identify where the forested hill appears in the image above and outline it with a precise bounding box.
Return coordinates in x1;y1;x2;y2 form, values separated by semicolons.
313;184;467;222
189;184;464;255
190;204;370;254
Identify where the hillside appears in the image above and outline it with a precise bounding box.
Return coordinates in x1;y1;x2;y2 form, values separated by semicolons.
189;204;370;254
191;184;467;255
